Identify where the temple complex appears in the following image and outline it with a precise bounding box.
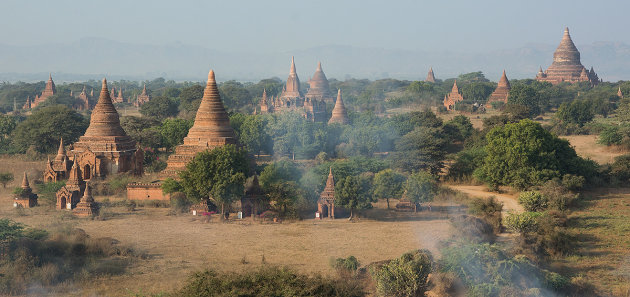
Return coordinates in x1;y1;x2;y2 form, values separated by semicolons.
70;78;143;180
73;182;98;217
328;89;350;125
163;70;239;175
305;62;334;103
135;84;151;107
240;175;265;218
317;168;336;219
76;86;91;110
425;67;436;83
259;89;271;114
536;28;600;85
13;173;37;208
443;80;464;111
487;70;511;108
24;74;56;109
112;85;125;103
263;57;326;122
44;138;72;182
56;160;85;210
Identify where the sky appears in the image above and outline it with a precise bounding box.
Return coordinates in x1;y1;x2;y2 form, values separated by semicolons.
2;0;629;53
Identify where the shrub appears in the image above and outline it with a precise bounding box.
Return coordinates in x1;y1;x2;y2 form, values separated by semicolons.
561;174;585;191
370;249;432;297
539;179;578;212
467;197;503;233
505;212;542;233
598;125;622;146
169;192;191;214
449;215;495;243
518;191;548;211
330;256;360;277
36;181;66;204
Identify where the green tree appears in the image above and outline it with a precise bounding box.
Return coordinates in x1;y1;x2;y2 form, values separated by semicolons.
0;172;13;188
373;169;405;209
179;84;204;116
120;116;163;149
240;115;270;156
178;145;249;219
219;80;252;110
0;115;17;141
265;181;301;217
140;95;178;120
335;175;372;220
556;99;594;126
160;118;193;151
403;171;437;212
259;160;301;189
508;84;542;116
475;119;594;190
392;127;447;175
11;105;88;153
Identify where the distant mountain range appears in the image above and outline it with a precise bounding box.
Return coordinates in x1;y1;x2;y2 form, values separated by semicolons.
0;37;628;83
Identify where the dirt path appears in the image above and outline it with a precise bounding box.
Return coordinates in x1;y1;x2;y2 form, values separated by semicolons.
446;184;523;214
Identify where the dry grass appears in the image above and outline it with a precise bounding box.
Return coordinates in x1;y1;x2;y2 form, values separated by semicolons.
561;135;627;165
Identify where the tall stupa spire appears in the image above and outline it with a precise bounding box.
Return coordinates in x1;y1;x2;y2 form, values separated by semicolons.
55;138;66;162
328;89;350;125
82;78;127;137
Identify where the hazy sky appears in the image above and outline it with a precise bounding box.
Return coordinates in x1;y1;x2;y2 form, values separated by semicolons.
3;0;629;52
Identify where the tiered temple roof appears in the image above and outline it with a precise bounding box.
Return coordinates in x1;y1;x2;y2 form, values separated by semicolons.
14;172;37;208
306;62;333;102
73;182;98;217
77;86;90;110
317;167;336;218
135;84;151;107
328;89;350;125
280;56;302;99
24;74;56;109
536;28;599;85
425;67;436;83
163;70;239;175
443;80;464;111
487;70;511;107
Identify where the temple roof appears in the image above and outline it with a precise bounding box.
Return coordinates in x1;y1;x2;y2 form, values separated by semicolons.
245;175;264;197
328;89;350;125
21;172;30;189
55;138;66;162
307;62;331;97
80;182;94;203
426;67;436;83
451;80;460;93
184;70;237;143
498;70;510;89
320;167;335;199
82;78;128;137
552;27;581;66
282;56;302;98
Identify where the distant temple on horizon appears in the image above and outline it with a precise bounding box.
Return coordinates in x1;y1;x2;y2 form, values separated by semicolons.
443;80;464;111
23;74;56;109
259;57;327;122
135;84;151;107
487;70;511;108
536;28;600;85
425;67;436;83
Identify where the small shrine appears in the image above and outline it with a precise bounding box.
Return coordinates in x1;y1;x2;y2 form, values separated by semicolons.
13;173;37;208
317;167;336;219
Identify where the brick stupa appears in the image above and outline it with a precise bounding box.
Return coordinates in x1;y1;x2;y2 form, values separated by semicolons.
306;62;333;103
536;28;599;85
14;172;37;208
443;80;464;111
73;182;98;217
280;56;302;99
317;167;336;219
328;89;350;125
487;70;511;108
71;78;143;179
163;70;238;175
425;67;436;83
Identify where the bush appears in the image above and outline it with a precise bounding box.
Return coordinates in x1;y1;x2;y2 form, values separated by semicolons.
517;191;548;212
598;125;622;146
169;192;191;214
36;181;66;204
370;249;432;297
449;215;495;243
467;197;502;233
505;212;542;233
175;266;364;297
539;179;578;212
330;256;360;277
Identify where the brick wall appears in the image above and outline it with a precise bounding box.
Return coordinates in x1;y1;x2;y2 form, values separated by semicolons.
126;183;170;201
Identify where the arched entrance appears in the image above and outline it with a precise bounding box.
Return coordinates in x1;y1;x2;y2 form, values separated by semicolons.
83;164;91;180
59;197;66;210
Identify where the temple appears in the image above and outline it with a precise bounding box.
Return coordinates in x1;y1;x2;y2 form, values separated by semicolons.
305;62;334;103
328;89;350;125
618;87;624;99
240;175;265;218
487;70;511;108
112;85;125;103
317;168;336;219
443;80;464;110
425;67;436;83
56;159;85;210
76;86;91;110
13;173;37;208
163;70;239;175
24;74;56;109
536;28;600;85
73;182;98;217
135;84;151;107
70;78;143;180
263;57;326;122
43;138;72;182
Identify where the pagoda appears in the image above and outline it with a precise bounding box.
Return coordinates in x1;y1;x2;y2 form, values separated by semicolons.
306;62;333;103
135;84;151;107
71;78;143;180
280;56;302;99
241;175;265;218
73;182;98;217
272;57;326;122
260;89;271;114
318;168;336;219
328;89;350;125
425;67;436;83
55;158;85;210
112;86;125;103
618;87;624;99
76;86;91;110
13;173;37;208
536;28;599;85
43;138;72;182
163;70;239;175
487;70;511;108
443;80;464;111
24;74;56;109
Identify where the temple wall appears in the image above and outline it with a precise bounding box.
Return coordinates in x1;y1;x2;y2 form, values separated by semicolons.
126;183;170;201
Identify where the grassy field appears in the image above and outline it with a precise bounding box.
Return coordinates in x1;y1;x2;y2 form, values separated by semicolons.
561;135;627;165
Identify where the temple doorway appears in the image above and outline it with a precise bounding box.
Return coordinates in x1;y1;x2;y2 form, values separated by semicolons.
83;164;91;180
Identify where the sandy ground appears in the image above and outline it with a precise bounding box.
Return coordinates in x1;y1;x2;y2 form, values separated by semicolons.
560;135;627;165
446;184;522;214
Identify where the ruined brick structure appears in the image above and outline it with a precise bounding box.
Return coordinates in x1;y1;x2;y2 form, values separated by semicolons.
317;168;336;219
443;80;464;111
73;182;98;217
536;28;600;85
111;85;125;103
135;84;151;107
126;182;171;200
328;89;350;125
24;74;56;109
240;175;265;217
163;70;239;175
262;57;326;122
487;70;511;108
70;78;143;180
13;173;37;208
425;67;436;83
